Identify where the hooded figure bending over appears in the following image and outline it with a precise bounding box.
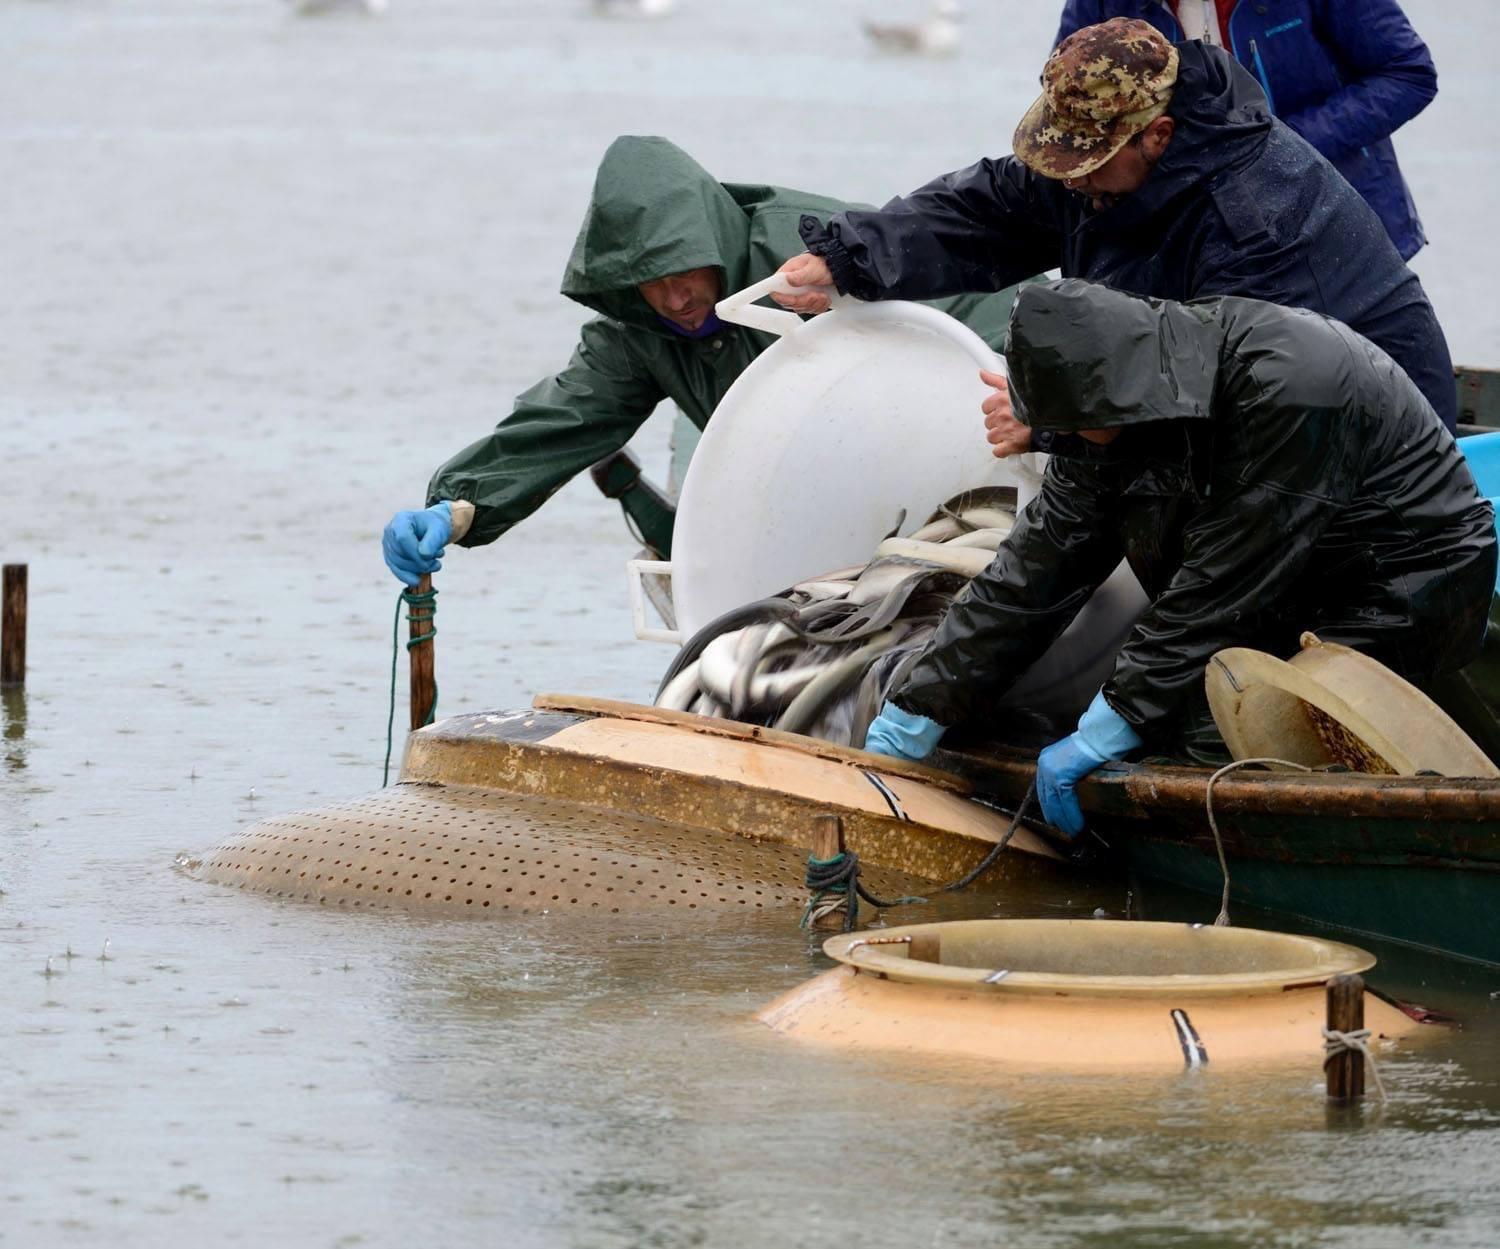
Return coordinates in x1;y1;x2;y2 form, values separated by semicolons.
863;281;1495;836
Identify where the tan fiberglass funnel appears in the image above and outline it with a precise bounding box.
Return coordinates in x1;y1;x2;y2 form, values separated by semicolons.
1206;632;1498;776
759;919;1422;1070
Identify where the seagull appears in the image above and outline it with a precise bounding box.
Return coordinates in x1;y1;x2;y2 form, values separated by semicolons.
285;0;388;16
862;0;962;57
591;0;675;18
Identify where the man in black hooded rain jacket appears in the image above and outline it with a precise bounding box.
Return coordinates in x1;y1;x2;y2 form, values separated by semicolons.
774;18;1458;442
861;280;1494;836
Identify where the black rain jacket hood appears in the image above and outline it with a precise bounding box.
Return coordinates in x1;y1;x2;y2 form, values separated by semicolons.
1007;281;1217;433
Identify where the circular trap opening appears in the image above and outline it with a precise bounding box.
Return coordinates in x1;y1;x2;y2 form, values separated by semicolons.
826;919;1374;998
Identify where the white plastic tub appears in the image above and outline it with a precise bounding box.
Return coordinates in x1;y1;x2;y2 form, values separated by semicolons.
628;274;1147;721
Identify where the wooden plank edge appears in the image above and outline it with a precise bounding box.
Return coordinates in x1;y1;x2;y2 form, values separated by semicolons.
531;692;974;795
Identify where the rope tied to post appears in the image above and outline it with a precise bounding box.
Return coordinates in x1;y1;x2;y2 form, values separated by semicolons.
800;784;1037;932
800;852;926;932
383;585;439;785
1323;1026;1388;1103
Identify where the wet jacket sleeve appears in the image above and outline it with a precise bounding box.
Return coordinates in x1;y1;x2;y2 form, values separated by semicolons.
1281;1;1437;162
892;457;1127;726
1104;419;1359;736
799;158;1066;302
425;318;666;547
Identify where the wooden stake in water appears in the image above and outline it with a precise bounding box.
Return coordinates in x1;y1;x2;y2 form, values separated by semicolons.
808;813;847;932
1325;973;1366;1102
408;572;436;732
809;813;844;858
1;564;25;687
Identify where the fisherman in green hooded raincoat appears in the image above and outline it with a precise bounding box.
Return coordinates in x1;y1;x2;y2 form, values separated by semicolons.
381;136;1030;585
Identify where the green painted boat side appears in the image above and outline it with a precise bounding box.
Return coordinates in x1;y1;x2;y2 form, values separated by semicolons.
932;745;1500;967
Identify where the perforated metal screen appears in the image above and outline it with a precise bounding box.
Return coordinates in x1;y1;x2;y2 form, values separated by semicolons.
192;782;919;918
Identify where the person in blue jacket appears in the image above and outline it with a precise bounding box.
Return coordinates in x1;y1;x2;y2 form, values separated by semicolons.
1053;1;1436;260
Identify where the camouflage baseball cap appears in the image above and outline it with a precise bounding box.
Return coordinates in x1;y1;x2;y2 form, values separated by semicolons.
1013;18;1179;181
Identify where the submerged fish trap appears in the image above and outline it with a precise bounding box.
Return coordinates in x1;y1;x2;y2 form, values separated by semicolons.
759;919;1423;1069
189;697;1063;919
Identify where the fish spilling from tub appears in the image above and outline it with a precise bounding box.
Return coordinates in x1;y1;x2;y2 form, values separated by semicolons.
654;488;1015;747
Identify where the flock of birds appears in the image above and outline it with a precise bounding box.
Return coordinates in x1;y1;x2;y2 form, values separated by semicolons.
284;0;967;57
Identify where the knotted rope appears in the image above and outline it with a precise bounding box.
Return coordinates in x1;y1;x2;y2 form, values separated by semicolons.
801;784;1037;932
1323;1026;1388;1103
383;585;438;785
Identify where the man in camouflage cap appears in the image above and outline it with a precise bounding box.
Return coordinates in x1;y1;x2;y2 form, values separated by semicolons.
776;16;1456;441
1013;18;1179;193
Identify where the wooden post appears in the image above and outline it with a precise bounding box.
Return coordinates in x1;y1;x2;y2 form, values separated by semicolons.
808;813;847;932
1;565;25;687
908;931;942;964
809;812;844;861
1326;973;1365;1102
408;572;436;731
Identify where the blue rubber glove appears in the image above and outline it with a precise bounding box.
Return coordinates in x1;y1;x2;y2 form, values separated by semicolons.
1035;735;1110;838
382;502;453;587
1036;692;1143;837
863;701;947;762
1075;689;1144;760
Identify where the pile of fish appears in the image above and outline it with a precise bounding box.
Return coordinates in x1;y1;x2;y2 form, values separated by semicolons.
653;488;1015;747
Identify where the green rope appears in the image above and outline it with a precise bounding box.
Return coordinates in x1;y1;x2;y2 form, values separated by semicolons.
383;585;438;786
800;852;927;932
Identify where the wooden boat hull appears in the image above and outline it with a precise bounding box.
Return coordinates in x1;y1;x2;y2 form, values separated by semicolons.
934;744;1500;968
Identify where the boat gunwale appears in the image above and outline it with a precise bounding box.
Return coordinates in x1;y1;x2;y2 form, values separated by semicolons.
935;743;1500;826
530;692;974;793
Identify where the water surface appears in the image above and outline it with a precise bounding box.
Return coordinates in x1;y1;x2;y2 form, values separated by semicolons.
3;2;1499;1245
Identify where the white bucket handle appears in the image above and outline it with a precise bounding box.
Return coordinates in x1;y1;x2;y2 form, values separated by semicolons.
627;558;681;644
715;273;849;338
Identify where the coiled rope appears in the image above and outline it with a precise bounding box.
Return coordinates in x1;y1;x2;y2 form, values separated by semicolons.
801;784;1037;932
383;585;438;785
800;854;926;932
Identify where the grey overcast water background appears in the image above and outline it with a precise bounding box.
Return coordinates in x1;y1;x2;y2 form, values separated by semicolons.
3;2;1500;1246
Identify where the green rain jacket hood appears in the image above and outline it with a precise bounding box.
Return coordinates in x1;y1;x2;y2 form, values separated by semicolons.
893;281;1495;748
561;136;752;334
428;136;1025;548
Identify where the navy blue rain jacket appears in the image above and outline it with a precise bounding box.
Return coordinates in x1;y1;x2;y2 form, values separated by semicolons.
1055;1;1436;259
800;42;1456;430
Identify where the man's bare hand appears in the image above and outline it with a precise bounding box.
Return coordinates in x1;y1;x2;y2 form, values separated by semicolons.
980;369;1032;458
771;253;834;314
